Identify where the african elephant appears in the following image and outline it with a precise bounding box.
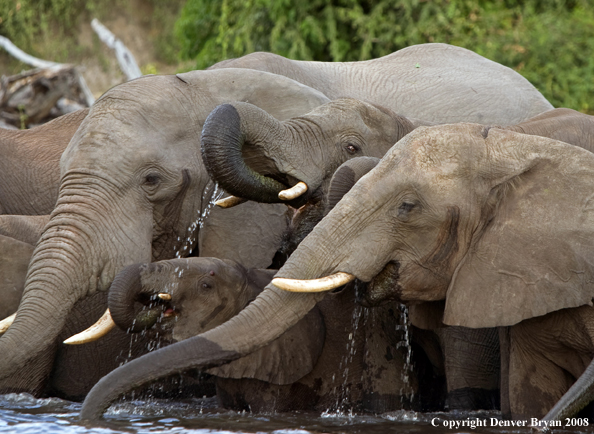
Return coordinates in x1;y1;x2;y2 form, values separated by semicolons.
265;124;594;420
328;158;501;411
0;108;89;215
210;43;553;125
102;256;425;413
79;123;594;420
0;68;331;397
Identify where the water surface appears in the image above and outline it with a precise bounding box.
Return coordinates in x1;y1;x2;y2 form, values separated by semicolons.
1;393;589;434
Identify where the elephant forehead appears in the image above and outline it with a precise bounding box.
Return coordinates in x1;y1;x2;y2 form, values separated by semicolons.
383;124;487;173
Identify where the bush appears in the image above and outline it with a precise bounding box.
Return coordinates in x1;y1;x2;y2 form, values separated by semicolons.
176;0;594;112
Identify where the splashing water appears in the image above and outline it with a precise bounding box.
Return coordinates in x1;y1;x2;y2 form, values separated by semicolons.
174;181;224;260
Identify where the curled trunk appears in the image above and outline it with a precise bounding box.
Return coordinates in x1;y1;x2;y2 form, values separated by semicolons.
108;263;160;332
201;103;287;203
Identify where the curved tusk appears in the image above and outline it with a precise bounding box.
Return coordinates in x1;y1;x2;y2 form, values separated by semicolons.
63;308;115;345
215;195;248;208
272;272;355;293
158;293;171;301
278;182;308;201
0;313;16;334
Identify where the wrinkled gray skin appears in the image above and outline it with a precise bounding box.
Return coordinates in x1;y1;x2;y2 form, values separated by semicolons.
105;257;421;413
0;234;32;320
261;125;594;419
0;68;330;396
0;228;148;400
0;214;49;245
210;43;553;125
0;109;89;215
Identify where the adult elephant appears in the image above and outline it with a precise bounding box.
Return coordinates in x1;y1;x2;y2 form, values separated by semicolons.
103;258;427;412
0;68;330;396
80;124;594;421
210;43;553;125
0;108;89;215
268;125;594;419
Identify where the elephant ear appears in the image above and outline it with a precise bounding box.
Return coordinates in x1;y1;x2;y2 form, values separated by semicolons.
444;128;594;328
207;306;324;384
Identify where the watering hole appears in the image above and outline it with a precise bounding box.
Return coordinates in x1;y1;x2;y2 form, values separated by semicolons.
0;393;566;434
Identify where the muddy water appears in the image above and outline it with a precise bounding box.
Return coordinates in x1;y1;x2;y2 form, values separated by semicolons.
0;393;586;434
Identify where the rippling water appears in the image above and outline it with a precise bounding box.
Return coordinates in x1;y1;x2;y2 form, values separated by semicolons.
2;393;588;434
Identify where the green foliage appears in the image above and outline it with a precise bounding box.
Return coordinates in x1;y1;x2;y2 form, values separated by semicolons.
176;0;594;112
0;0;103;61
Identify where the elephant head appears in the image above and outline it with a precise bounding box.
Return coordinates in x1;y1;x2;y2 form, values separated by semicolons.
107;258;272;340
0;68;330;393
272;124;594;326
200;98;418;209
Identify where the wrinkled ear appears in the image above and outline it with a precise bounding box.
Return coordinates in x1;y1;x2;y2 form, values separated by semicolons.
207;307;324;384
444;128;594;328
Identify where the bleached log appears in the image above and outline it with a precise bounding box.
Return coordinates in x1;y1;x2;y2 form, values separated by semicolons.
91;18;142;80
0;36;95;106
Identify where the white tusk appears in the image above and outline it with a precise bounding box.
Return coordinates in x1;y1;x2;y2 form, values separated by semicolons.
272;272;355;293
215;196;247;208
63;308;115;345
278;182;308;200
158;293;171;301
0;313;16;334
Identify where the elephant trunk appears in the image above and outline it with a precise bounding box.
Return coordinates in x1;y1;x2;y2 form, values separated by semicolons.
80;284;326;420
538;356;594;426
108;263;162;332
0;218;97;390
201;102;301;205
0;176;153;391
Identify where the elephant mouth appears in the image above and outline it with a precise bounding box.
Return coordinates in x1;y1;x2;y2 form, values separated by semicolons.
355;261;402;307
132;293;180;334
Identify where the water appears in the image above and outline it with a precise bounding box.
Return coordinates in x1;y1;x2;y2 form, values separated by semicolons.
2;393;571;434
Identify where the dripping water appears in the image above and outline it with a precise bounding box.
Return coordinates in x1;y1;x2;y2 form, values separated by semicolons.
322;300;366;418
396;303;414;405
175;181;224;259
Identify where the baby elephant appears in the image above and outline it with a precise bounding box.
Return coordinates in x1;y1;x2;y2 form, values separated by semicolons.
106;257;420;413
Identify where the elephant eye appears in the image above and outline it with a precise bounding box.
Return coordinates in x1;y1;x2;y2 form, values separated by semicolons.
344;143;360;155
201;282;212;289
144;173;161;186
397;202;416;219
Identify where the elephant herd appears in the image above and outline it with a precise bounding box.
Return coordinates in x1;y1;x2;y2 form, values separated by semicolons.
0;43;593;426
